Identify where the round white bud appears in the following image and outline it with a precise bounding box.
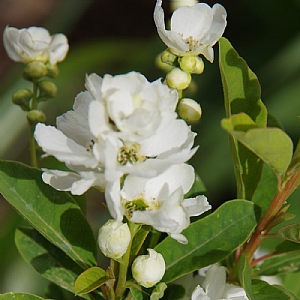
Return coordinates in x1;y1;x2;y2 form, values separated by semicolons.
132;249;165;288
97;219;131;259
166;67;191;90
177;98;202;124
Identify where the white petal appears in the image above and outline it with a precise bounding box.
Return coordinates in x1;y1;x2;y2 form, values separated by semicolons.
27;27;51;44
85;73;103;100
191;285;210;300
105;181;124;221
202;265;226;299
154;1;189;54
57;91;94;146
222;283;248;299
3;26;23;62
101;72;147;96
183;195;211;217
202;4;227;47
171;4;212;40
88;100;111;138
34;123;97;168
42;169;96;195
140;118;190;156
49;33;69;64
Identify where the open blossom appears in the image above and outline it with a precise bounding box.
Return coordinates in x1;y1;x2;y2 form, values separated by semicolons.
154;0;227;62
117;163;211;243
3;26;69;64
34;71;197;201
191;265;248;300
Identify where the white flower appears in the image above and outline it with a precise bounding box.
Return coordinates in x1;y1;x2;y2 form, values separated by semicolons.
97;219;131;259
154;0;227;62
191;265;249;300
35;72;198;215
117;163;211;243
3;26;69;64
88;71;197;182
132;249;165;288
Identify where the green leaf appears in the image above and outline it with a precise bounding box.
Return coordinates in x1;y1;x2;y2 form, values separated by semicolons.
252;164;278;213
74;267;108;295
0;294;46;300
161;285;185;300
222;113;294;176
15;227;91;299
0;160;97;269
254;242;300;276
273;223;300;243
252;279;299;300
218;37;267;127
219;37;267;200
150;282;167;300
236;254;255;300
155;200;260;283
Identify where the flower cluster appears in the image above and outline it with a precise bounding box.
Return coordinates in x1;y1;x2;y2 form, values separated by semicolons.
34;71;211;243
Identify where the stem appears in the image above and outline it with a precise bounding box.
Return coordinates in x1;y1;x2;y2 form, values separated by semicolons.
115;222;140;299
242;171;300;262
28;81;39;168
29;124;38;168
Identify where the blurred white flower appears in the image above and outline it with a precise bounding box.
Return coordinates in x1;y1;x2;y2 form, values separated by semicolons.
97;219;131;259
132;249;165;288
154;0;227;62
3;26;69;64
191;265;248;300
118;163;211;243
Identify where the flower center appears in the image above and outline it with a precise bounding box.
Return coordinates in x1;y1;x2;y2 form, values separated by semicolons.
117;144;145;166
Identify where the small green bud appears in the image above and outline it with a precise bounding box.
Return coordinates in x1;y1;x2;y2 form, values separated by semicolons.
22;61;48;81
26;110;46;125
161;49;177;66
166;67;191;90
38;80;58;99
179;56;204;74
46;63;59;78
177;98;202;124
12;88;32;111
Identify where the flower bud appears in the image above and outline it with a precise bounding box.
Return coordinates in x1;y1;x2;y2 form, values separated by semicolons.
38;80;58;99
26;110;46;125
166;67;191;90
46;63;59;78
179;56;204;74
161;49;177;66
22;61;48;81
132;249;165;288
98;219;131;259
177;98;202;124
12;88;32;111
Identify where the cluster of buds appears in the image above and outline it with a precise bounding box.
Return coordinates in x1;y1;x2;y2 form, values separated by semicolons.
98;219;166;288
154;0;227;124
3;26;69;124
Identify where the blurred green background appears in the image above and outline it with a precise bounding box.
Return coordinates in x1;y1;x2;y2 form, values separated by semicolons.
0;0;299;297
